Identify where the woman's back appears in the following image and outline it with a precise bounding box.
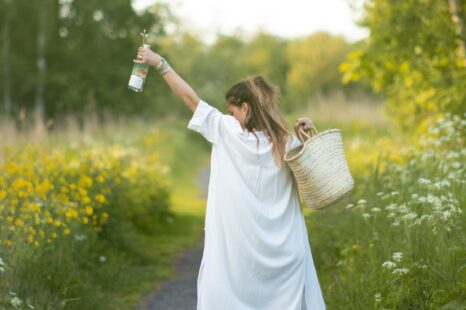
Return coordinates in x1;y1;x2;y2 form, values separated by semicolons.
188;99;326;310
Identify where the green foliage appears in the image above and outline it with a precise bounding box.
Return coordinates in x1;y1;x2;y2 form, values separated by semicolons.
286;32;353;107
308;112;466;309
339;0;466;132
0;0;373;120
0;119;208;309
157;30;366;114
0;0;171;120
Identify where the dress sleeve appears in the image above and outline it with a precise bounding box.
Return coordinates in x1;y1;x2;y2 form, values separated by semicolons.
187;99;242;144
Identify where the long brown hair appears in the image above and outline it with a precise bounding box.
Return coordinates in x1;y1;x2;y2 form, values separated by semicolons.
225;75;293;168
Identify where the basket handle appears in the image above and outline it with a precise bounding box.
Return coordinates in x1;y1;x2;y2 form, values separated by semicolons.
297;124;318;143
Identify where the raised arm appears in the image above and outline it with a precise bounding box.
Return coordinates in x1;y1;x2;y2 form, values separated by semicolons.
133;47;200;112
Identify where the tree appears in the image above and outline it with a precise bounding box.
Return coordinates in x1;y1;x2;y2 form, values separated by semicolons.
340;0;466;132
240;32;289;96
286;32;352;109
34;0;48;126
1;0;12;115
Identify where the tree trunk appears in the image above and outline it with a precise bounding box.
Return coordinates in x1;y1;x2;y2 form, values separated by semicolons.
449;0;466;67
2;0;12;115
35;0;48;126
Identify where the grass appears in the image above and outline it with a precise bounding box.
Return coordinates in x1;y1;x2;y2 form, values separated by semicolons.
4;93;461;309
0;113;211;309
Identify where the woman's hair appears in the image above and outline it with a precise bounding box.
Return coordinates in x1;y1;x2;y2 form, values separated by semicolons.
225;75;293;168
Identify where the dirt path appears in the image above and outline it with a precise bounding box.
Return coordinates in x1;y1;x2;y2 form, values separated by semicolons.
133;166;210;310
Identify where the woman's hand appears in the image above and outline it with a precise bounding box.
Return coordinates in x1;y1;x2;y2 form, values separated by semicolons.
294;117;314;142
294;117;313;133
133;47;162;67
132;46;200;112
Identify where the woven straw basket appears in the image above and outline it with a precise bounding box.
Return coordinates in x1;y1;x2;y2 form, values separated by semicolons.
284;124;354;210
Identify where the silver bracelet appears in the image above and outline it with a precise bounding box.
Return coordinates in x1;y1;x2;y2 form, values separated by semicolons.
156;58;172;75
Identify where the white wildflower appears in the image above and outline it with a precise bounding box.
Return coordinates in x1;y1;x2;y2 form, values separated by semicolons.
390;191;399;196
345;203;354;209
385;203;397;211
371;207;381;213
387;212;396;218
374;293;382;302
376;192;384;197
99;256;107;263
417;178;431;185
10;296;23;308
0;257;5;273
381;194;391;200
357;199;367;205
362;213;371;219
433;180;451;190
392;268;409;275
442;210;453;220
392;252;403;262
398;204;409;213
74;234;86;241
402;212;417;221
382;261;396;269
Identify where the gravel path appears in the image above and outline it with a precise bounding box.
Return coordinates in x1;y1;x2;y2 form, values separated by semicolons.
134;166;210;310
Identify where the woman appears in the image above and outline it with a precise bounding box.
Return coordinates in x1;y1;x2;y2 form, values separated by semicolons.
134;47;326;310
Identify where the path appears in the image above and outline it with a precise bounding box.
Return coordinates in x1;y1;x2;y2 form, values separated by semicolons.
133;166;210;310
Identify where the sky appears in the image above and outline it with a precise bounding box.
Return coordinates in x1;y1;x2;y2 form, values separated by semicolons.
132;0;369;44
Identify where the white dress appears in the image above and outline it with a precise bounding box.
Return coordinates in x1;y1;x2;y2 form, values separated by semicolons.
187;99;326;310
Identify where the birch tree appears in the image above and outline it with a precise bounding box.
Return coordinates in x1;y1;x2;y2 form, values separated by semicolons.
2;0;12;115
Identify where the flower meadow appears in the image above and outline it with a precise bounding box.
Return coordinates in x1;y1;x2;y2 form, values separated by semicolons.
308;112;466;309
0;140;172;309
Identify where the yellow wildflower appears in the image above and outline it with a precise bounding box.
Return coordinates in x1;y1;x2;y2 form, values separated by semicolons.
100;212;109;223
0;189;6;200
78;176;93;188
85;206;93;216
95;194;106;204
65;210;73;219
14;218;25;227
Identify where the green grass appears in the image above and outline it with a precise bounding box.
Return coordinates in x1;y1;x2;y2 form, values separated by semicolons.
0;116;211;309
4;95;462;309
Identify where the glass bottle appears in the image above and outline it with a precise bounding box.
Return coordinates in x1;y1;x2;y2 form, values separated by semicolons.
128;30;150;92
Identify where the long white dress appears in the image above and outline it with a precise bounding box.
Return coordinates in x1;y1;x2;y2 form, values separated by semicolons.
187;99;326;310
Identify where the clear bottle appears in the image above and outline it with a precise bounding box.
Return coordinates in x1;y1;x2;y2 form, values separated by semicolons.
128;29;150;92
